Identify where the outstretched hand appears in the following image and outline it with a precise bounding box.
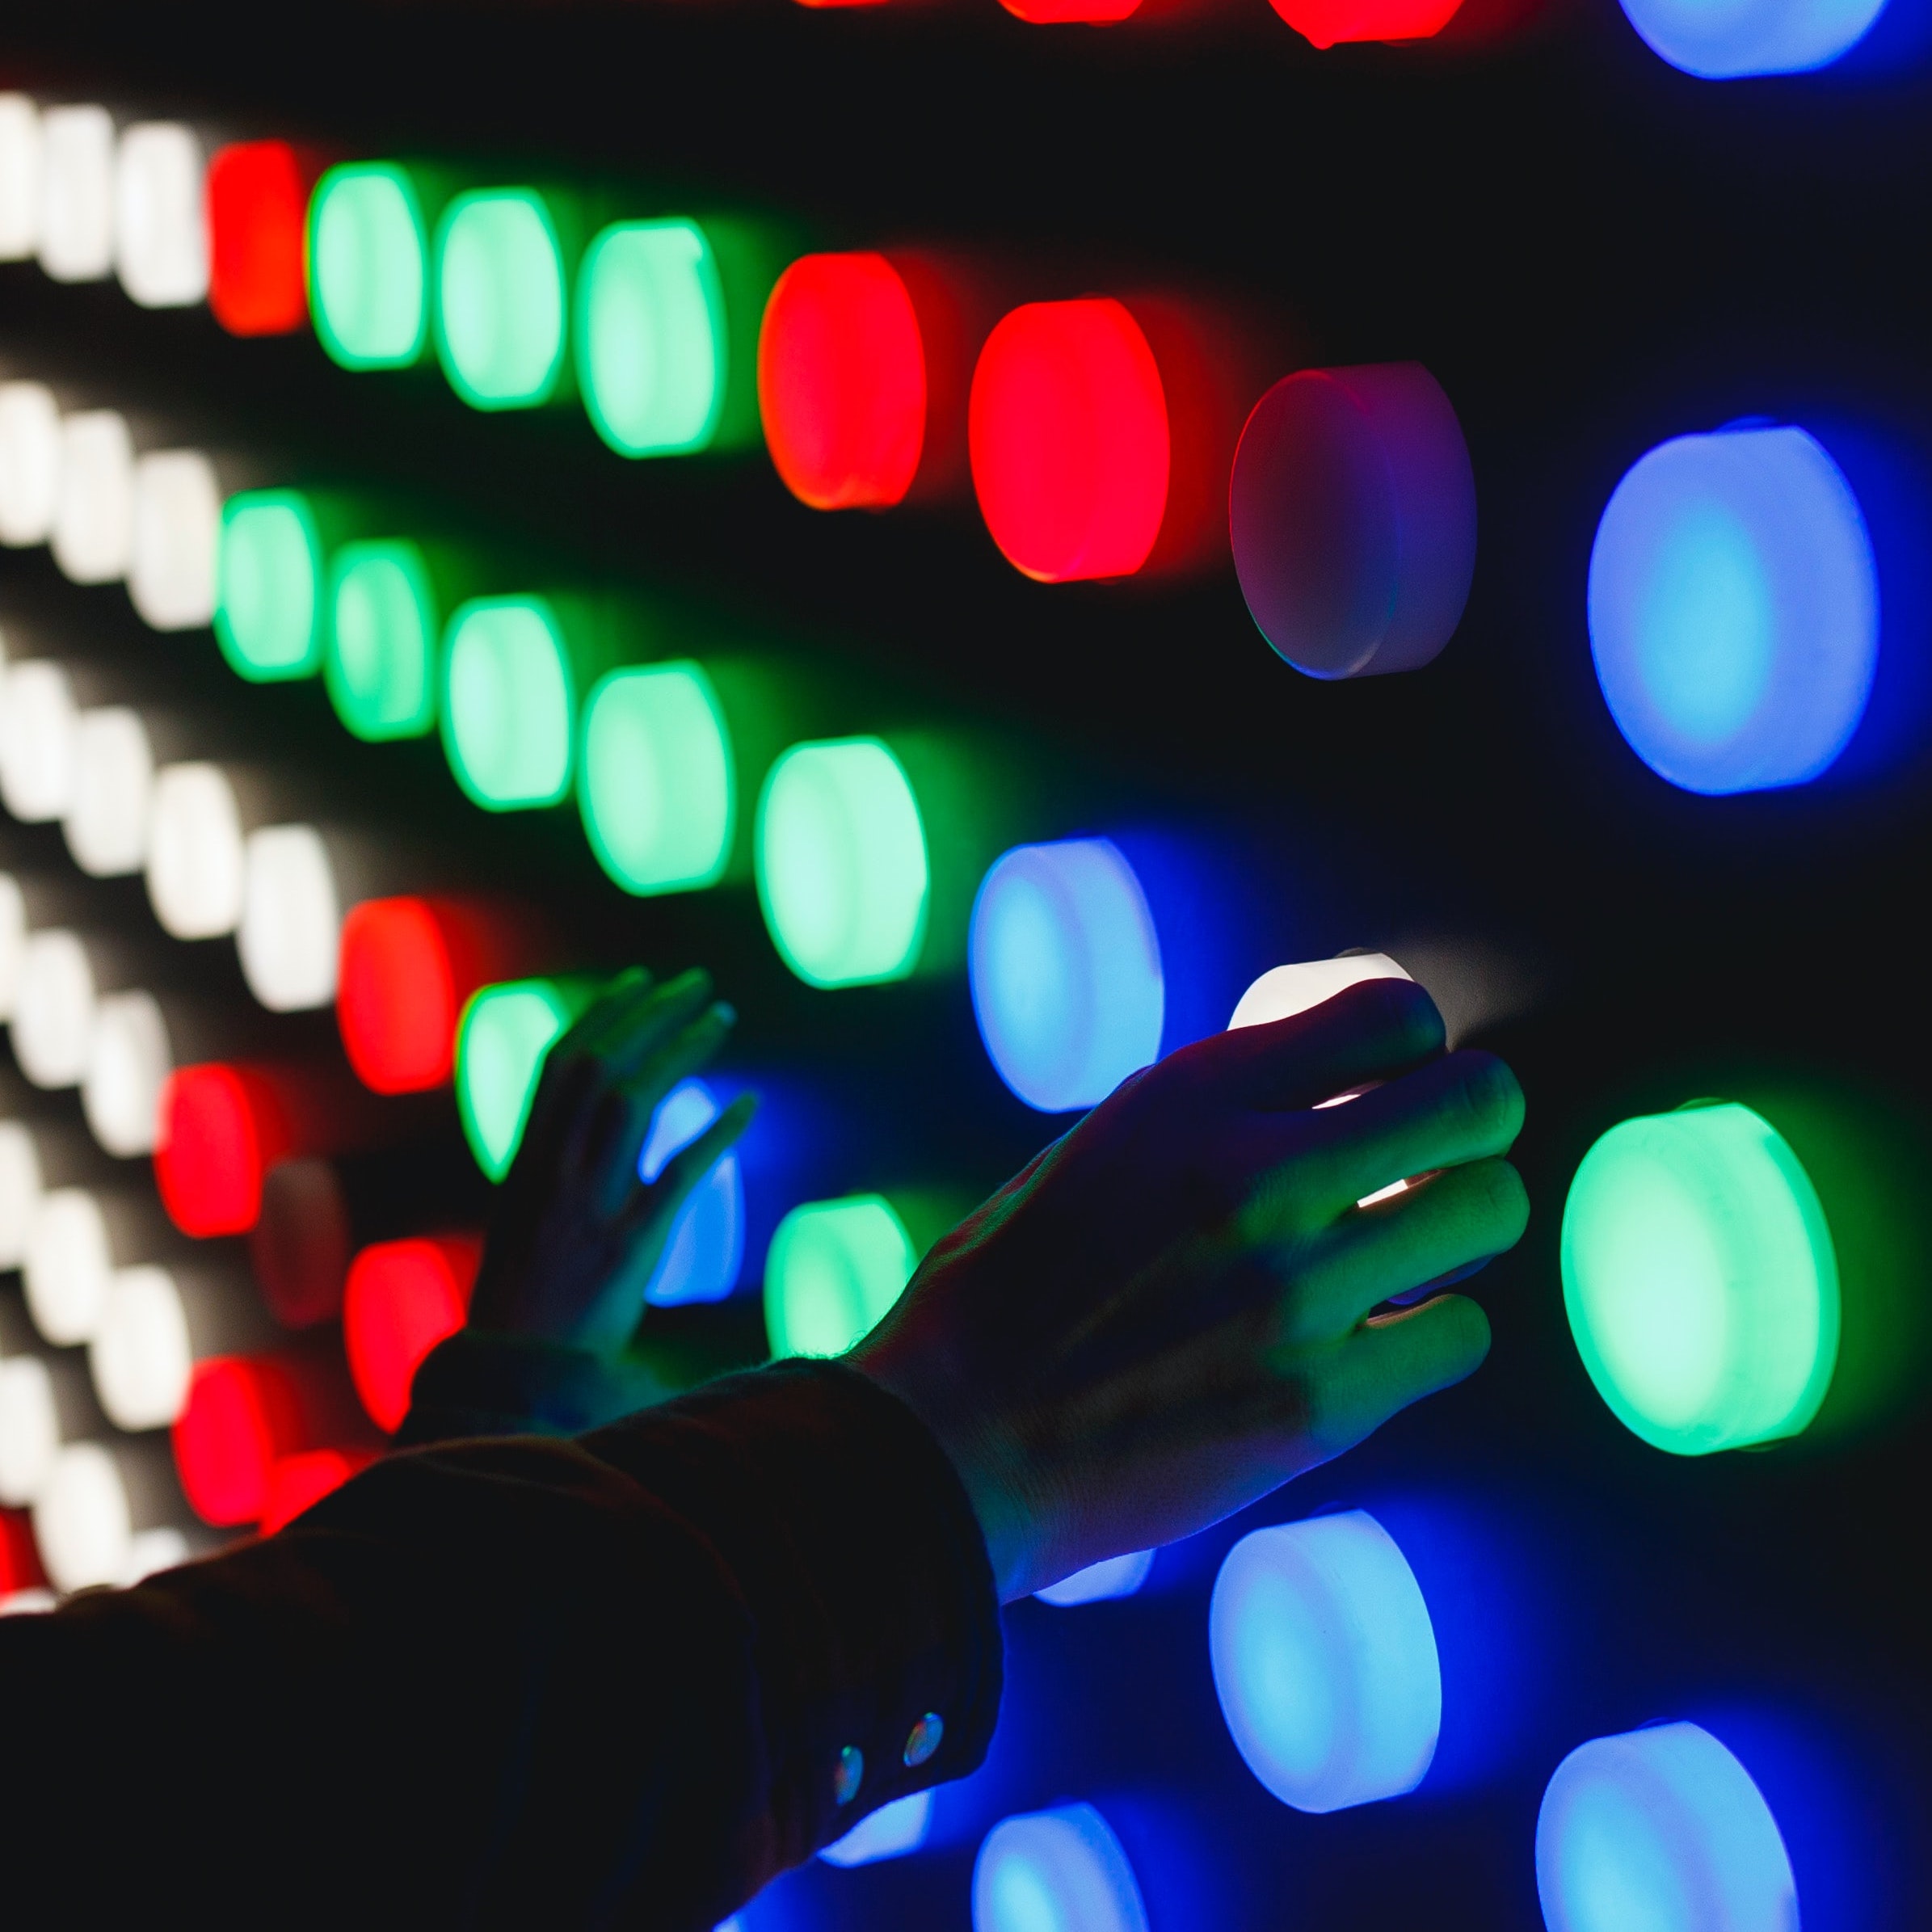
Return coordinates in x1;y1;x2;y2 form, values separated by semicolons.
466;967;756;1352
851;978;1527;1602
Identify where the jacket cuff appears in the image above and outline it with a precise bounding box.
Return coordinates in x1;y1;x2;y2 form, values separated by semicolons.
398;1328;676;1444
582;1357;1003;1864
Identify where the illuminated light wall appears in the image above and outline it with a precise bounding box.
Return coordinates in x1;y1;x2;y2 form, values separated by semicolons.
1560;1101;1840;1455
128;448;223;632
206;140;326;338
972;1805;1149;1932
343;1235;483;1433
259;1446;377;1534
1615;0;1888;73
0;94;41;260
456;976;598;1181
36;103;116;284
326;538;459;742
1536;1723;1799;1931
638;1078;747;1307
309;161;454;373
1227;951;1412;1028
1209;1509;1442;1812
1230;364;1477;680
1266;0;1467;46
51;408;136;586
90;1261;278;1431
112;122;209;310
32;1437;196;1593
1034;1548;1156;1606
764;1193;918;1358
1587;424;1879;795
216;489;343;683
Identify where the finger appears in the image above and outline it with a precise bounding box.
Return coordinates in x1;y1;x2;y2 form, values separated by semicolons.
596;1003;740;1204
1273;1050;1524;1223
1175;978;1446;1115
561;965;655;1059
628;1092;758;1235
1285;1158;1527;1339
599;969;717;1084
1309;1292;1492;1458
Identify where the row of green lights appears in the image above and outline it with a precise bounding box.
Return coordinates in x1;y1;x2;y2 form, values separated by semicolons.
217;487;944;981
453;976;919;1355
308;162;782;459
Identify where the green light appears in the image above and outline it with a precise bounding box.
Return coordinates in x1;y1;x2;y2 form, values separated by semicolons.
456;978;596;1181
765;1195;917;1359
577;220;728;457
309;163;431;371
440;596;583;810
579;662;734;894
326;541;440;741
433;189;570;410
756;737;929;988
216;490;326;682
1560;1100;1839;1455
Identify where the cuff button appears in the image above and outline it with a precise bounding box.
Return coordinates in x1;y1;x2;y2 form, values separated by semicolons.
833;1745;864;1805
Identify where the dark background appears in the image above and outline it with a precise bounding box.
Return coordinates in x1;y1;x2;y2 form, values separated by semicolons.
4;0;1931;1921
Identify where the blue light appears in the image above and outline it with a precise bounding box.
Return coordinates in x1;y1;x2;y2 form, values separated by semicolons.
1209;1509;1441;1813
1615;0;1888;75
1588;424;1878;795
821;1791;934;1868
969;838;1164;1114
1536;1722;1799;1932
638;1078;746;1307
974;1804;1149;1932
1034;1551;1155;1607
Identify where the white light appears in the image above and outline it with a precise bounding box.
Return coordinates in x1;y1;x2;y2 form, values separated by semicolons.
0;94;42;260
22;1186;119;1343
822;1791;935;1867
0;872;25;1016
88;1265;192;1429
1035;1549;1156;1606
51;409;136;583
1229;953;1413;1031
65;705;155;877
0;1120;43;1268
124;1525;190;1582
82;989;171;1156
0;1354;71;1505
36;103;116;284
0;658;80;822
0;1588;56;1615
0;380;62;545
10;928;98;1089
32;1438;178;1593
113;122;208;308
147;762;246;938
90;1261;274;1432
239;823;346;1011
128;450;221;629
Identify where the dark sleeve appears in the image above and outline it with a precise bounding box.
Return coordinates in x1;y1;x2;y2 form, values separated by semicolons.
0;1361;1003;1931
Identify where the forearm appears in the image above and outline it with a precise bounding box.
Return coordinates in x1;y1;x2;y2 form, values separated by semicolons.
0;1362;1001;1929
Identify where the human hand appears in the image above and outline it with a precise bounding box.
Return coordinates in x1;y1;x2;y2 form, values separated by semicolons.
849;979;1527;1602
465;968;756;1353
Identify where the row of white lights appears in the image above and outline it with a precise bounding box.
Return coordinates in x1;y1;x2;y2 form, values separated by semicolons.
0;95;209;306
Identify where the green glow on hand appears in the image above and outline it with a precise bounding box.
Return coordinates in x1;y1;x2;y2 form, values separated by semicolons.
457;978;596;1181
765;1195;917;1358
310;162;431;371
217;490;326;682
433;189;570;410
440;596;579;810
579;662;734;894
578;219;727;458
756;737;929;988
1560;1100;1839;1455
327;540;440;741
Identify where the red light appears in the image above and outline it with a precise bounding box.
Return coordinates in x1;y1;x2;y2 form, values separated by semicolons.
1;1508;47;1595
1000;0;1143;17
1266;0;1462;43
250;1155;354;1327
761;254;928;511
338;897;546;1095
206;140;325;337
173;1349;370;1527
970;298;1172;583
260;1447;377;1535
343;1235;483;1434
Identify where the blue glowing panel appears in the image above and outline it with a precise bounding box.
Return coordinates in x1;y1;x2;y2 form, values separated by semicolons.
1209;1509;1441;1813
821;1791;935;1868
974;1804;1149;1932
1536;1722;1799;1932
969;838;1164;1114
638;1078;747;1307
1034;1550;1156;1607
1588;424;1877;795
1616;0;1887;74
